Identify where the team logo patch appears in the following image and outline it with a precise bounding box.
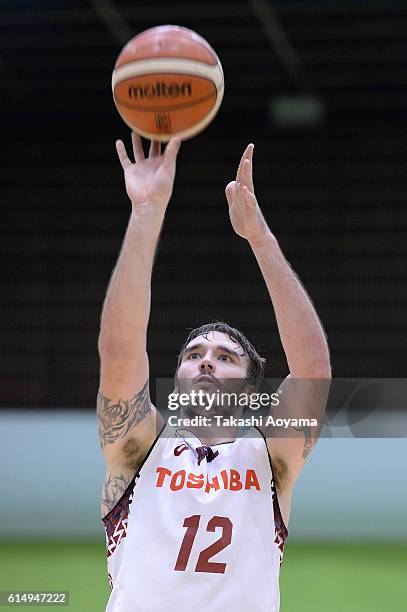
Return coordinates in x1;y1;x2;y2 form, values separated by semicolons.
156;466;261;493
174;443;189;456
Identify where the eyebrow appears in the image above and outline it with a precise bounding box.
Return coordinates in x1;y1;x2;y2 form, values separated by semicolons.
183;343;243;360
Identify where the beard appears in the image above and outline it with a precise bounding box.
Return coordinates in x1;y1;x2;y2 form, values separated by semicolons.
176;377;249;420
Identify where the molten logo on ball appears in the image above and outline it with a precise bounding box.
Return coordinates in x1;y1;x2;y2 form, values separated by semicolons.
112;25;224;140
129;81;192;100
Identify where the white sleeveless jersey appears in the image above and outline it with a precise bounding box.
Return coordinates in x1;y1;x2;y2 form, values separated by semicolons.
102;423;288;612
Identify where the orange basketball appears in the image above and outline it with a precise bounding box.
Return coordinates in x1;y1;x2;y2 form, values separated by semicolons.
112;25;224;141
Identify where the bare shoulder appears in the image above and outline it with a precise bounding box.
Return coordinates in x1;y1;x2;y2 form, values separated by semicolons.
97;349;166;516
100;421;164;518
98;366;165;451
97;379;152;449
97;347;166;458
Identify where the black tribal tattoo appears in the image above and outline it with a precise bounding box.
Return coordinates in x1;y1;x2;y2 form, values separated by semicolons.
293;418;324;459
101;472;131;516
97;380;151;448
293;425;314;459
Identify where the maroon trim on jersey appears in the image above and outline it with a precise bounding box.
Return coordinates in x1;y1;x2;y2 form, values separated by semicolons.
271;478;288;565
103;474;135;558
174;443;189;456
253;426;288;563
101;422;167;559
101;421;167;524
196;445;220;465
175;428;237;447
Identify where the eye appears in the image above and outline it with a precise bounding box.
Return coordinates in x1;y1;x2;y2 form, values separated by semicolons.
218;354;231;362
188;352;201;360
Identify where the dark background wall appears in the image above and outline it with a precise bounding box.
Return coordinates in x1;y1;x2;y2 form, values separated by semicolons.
2;0;407;407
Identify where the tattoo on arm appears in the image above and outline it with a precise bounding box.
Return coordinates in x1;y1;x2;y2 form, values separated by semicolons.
101;472;131;516
293;420;324;460
97;380;151;448
292;425;313;459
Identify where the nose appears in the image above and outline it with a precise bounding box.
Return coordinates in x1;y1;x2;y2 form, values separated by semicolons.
199;359;214;373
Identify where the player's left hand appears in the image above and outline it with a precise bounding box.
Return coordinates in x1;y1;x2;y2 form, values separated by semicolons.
225;144;269;244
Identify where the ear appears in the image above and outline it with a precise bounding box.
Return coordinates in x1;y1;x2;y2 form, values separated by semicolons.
242;381;257;397
238;379;256;400
239;382;258;414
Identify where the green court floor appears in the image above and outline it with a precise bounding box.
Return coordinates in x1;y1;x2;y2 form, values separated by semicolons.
0;541;405;611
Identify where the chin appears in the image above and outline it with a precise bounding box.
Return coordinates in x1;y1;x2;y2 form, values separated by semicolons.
193;381;217;391
182;404;210;418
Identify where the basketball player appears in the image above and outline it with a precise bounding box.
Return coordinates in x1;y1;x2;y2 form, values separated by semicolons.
97;133;331;611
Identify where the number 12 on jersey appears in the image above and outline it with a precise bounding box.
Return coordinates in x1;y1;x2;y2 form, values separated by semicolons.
175;515;233;574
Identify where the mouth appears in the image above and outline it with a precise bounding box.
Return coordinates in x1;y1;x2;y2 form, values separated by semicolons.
194;374;216;384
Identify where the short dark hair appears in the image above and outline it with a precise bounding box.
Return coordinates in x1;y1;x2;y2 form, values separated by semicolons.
175;321;266;390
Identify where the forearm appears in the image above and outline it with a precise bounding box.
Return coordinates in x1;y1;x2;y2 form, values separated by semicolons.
99;208;163;356
250;229;330;377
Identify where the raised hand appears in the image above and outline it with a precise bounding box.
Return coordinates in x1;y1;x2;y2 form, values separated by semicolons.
116;133;181;213
225;143;269;244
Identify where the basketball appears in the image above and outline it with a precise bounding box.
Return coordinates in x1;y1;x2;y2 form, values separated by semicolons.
112;25;224;141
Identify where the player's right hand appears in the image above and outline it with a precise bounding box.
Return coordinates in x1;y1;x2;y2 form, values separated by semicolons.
116;132;181;212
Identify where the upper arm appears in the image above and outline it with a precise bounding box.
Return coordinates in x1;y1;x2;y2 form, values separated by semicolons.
97;349;164;468
262;374;330;492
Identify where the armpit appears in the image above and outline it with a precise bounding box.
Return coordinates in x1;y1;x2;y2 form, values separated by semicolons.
271;454;289;493
122;437;146;472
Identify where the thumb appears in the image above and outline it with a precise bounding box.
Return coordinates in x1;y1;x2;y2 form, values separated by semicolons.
225;181;235;206
242;185;257;208
163;137;181;171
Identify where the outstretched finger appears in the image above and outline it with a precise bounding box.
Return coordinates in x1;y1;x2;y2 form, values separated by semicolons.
225;181;235;207
162;137;181;172
116;140;132;170
149;140;161;158
242;185;257;208
236;143;254;182
131;132;145;162
242;158;254;193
